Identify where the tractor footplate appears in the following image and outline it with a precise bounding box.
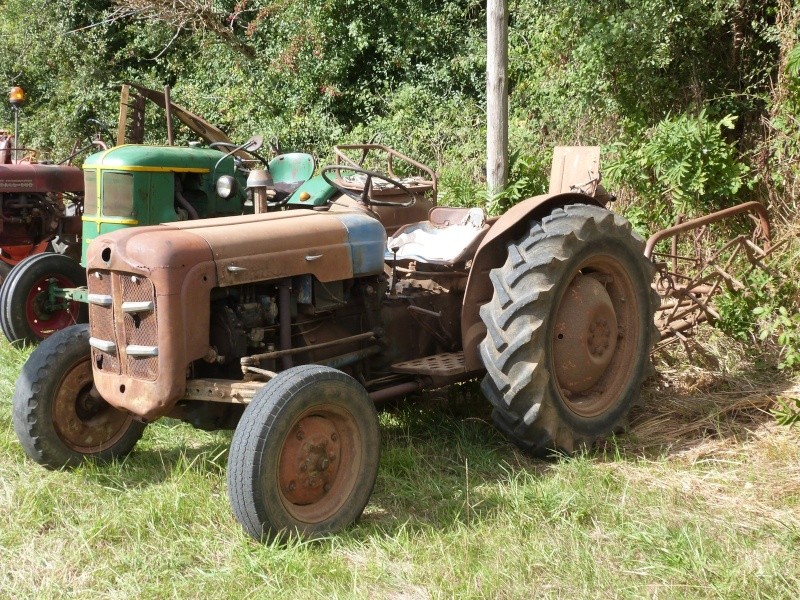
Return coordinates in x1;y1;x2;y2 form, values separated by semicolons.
390;352;465;376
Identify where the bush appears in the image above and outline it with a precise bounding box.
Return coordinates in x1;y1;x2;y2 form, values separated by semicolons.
715;243;800;373
604;110;752;229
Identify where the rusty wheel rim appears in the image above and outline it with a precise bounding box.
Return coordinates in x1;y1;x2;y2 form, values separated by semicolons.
25;273;82;339
277;404;362;524
51;355;135;453
551;253;640;419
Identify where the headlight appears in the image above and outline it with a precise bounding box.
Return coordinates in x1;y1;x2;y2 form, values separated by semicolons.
216;175;237;199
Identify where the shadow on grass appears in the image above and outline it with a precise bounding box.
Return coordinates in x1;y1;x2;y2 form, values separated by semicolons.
72;361;795;537
354;392;556;536
76;426;232;490
357;363;798;536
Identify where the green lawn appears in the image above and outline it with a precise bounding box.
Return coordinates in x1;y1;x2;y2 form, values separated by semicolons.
1;339;798;599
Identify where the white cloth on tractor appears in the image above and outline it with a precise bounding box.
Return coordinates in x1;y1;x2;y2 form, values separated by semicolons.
386;207;485;264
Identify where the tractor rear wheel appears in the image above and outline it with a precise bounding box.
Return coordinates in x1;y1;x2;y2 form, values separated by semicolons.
0;252;87;344
13;323;146;469
479;204;658;457
227;365;380;542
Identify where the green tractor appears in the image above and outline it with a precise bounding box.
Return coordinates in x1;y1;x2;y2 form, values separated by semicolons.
0;84;317;344
0;141;266;343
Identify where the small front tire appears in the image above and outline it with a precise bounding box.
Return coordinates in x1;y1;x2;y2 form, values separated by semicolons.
227;365;380;542
12;323;146;469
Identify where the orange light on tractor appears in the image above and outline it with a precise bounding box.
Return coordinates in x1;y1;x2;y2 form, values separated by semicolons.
9;86;25;106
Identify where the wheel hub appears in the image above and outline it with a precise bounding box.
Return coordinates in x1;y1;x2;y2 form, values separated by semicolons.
51;357;132;452
25;275;80;338
553;274;618;393
30;280;62;322
279;416;341;506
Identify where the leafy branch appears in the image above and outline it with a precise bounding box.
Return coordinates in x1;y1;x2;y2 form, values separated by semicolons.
112;0;257;58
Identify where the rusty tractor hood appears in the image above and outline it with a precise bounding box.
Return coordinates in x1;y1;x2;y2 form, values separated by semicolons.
0;162;83;193
86;208;386;421
86;208;387;284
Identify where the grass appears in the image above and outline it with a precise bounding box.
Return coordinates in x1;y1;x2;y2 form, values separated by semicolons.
1;338;799;599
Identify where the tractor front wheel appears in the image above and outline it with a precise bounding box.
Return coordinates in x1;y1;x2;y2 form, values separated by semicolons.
13;324;146;468
227;365;380;542
0;252;88;344
479;204;658;457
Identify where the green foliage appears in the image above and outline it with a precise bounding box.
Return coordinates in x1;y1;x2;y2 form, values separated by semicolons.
772;396;800;427
486;150;550;215
749;231;800;373
508;0;778;139
715;260;800;372
0;0;193;156
605;110;752;227
754;305;800;371
714;284;763;343
766;41;800;219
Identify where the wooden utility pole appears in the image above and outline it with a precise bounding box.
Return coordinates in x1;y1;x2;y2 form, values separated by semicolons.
487;0;508;194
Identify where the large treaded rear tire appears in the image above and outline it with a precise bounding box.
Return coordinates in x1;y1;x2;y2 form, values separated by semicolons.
12;323;146;469
479;204;658;456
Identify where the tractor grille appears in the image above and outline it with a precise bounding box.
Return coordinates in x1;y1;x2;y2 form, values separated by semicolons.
88;270;159;381
121;275;158;380
88;270;120;375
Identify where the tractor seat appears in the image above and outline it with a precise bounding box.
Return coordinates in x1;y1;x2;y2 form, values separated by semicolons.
268;152;315;201
386;206;487;266
269;153;315;184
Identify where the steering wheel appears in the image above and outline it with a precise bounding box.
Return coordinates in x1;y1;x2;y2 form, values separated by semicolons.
209;137;269;168
320;165;416;207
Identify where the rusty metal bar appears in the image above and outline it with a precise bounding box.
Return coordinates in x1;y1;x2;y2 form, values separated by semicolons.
164;85;173;146
279;280;293;370
408;305;442;318
316;345;382;370
645;201;771;258
191;371;425;405
242;330;377;366
244;365;277;378
648;201;775;348
657;313;709;341
671;214;683;273
332;144;438;192
183;378;266;404
368;380;425;403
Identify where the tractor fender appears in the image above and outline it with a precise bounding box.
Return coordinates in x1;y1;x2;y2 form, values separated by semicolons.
461;192;604;371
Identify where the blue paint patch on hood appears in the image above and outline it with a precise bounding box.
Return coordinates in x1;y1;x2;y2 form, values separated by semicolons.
335;213;386;276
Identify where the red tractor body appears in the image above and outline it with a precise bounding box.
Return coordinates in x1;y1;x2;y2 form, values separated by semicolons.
0;153;85;273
